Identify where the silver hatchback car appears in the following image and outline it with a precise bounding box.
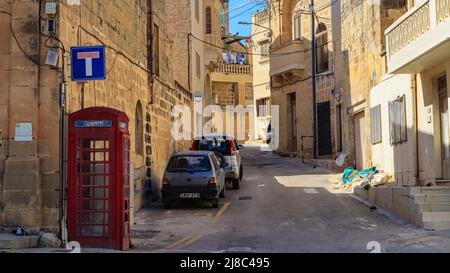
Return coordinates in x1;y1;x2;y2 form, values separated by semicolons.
161;151;226;208
191;135;244;189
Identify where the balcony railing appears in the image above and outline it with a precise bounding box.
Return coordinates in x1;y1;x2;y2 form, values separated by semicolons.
437;0;450;23
215;64;252;75
386;0;450;59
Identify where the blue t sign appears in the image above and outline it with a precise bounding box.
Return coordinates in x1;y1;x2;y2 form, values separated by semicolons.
71;46;106;81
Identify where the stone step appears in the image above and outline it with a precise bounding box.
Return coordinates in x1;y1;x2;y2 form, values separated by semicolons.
419;186;450;194
422;212;450;222
416;202;450;212
423;220;450;231
414;194;450;204
0;233;39;249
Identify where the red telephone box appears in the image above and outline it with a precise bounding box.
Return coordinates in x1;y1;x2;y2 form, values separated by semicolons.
68;107;131;250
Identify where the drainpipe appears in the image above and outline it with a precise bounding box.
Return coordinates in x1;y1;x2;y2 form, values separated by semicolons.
148;0;154;104
310;0;318;159
413;74;420;186
188;33;192;93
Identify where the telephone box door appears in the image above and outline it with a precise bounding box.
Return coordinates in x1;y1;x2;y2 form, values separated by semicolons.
120;134;131;250
70;134;115;248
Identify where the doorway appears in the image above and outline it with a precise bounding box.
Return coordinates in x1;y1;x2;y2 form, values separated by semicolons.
317;101;332;155
438;76;450;179
354;111;366;170
288;93;297;152
336;104;343;153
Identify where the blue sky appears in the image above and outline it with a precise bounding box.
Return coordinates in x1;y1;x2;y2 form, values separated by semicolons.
228;0;266;36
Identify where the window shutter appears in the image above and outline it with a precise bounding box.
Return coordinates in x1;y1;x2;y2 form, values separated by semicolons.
389;101;395;144
389;96;407;145
370;105;382;144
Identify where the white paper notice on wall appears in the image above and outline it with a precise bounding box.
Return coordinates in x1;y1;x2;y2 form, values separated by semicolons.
45;49;59;67
15;123;33;142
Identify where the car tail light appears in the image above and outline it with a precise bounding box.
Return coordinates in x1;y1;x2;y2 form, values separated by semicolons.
191;140;197;151
162;178;170;189
208;177;217;188
228;140;235;154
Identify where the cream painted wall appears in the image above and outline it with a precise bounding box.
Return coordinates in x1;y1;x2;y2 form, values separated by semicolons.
416;60;450;184
370;74;416;186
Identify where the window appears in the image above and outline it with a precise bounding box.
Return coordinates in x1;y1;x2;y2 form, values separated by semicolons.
316;23;329;74
245;83;253;101
371;105;382;144
167;156;211;172
259;40;270;58
383;0;407;9
389;96;407;145
135;101;144;155
205;7;212;34
153;24;160;77
195;52;201;78
195;0;200;22
257;98;271;117
293;15;302;40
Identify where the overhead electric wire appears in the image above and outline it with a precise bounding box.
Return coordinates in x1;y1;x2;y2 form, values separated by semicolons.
190;33;333;57
229;2;261;20
222;0;255;15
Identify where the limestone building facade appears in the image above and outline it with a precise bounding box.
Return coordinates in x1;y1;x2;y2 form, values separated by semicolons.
0;0;192;235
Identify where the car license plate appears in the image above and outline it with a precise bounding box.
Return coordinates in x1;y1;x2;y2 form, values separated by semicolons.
180;193;200;199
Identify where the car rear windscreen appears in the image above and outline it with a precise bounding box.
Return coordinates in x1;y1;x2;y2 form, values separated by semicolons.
194;139;231;155
167;156;211;172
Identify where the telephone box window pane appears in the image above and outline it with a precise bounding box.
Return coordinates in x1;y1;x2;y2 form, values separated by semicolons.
80;213;104;224
81;225;104;237
91;152;106;161
91;141;106;149
81;199;104;211
80;175;105;187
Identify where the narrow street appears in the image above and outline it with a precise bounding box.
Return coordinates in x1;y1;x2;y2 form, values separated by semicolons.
132;146;450;253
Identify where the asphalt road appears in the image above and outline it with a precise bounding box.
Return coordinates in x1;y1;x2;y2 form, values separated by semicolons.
132;145;450;253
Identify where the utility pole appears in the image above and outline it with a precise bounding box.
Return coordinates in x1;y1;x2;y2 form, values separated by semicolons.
310;0;317;159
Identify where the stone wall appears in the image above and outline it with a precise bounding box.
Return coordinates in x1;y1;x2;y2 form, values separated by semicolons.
268;0;338;157
0;0;42;233
59;0;150;221
340;0;407;168
0;0;155;233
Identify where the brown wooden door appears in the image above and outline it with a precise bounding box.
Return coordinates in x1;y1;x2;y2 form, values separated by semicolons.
318;102;332;155
354;111;366;170
438;76;450;179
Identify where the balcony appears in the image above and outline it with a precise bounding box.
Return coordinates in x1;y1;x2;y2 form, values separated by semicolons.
215;64;252;75
386;0;450;73
211;64;253;84
269;41;306;87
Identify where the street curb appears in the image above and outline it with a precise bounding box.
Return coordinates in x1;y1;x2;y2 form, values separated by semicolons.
350;194;413;226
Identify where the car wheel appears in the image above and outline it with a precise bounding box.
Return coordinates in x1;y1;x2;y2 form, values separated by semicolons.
211;198;219;208
219;186;225;198
233;178;240;190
